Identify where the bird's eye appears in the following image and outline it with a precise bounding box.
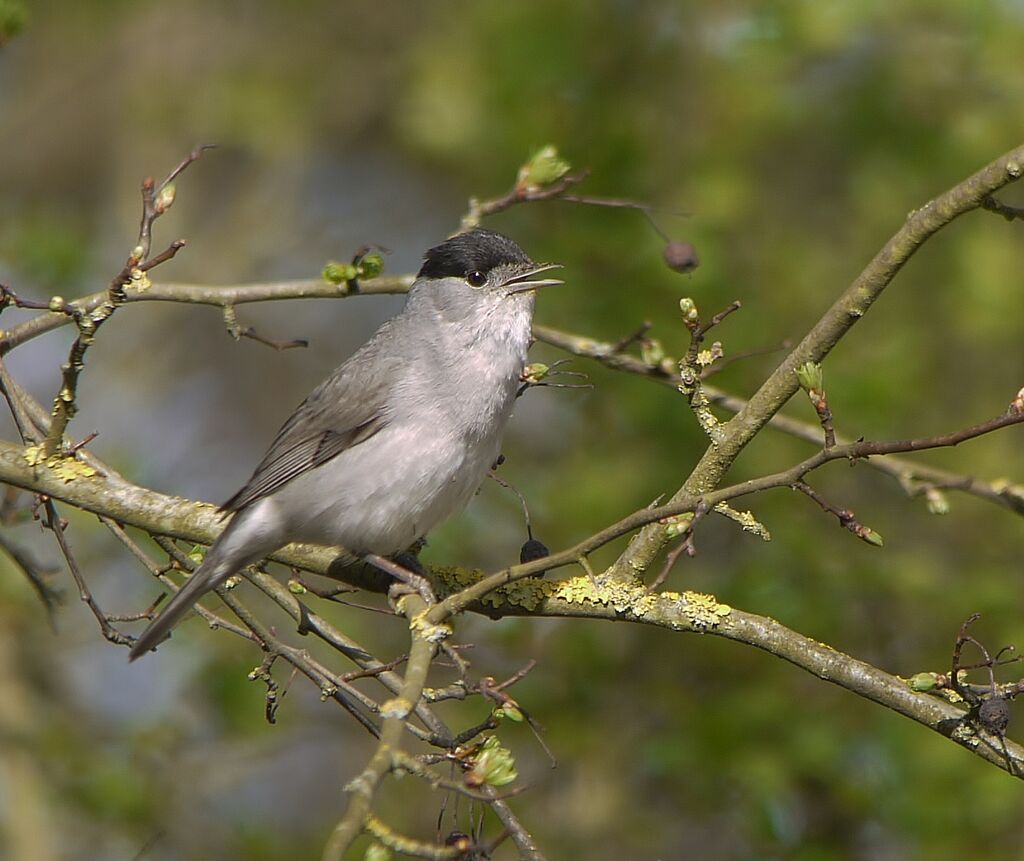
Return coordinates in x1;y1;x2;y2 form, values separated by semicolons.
466;270;487;288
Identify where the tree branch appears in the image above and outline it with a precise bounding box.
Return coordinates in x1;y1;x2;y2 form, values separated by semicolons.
607;144;1024;580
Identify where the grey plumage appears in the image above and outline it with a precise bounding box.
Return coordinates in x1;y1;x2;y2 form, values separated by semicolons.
129;229;561;661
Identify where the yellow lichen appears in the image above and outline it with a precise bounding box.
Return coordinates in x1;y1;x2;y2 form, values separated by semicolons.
428;567;732;633
679;590;733;630
409;611;452;643
380;697;413;719
24;445;97;481
549;575;660;616
713;502;771;541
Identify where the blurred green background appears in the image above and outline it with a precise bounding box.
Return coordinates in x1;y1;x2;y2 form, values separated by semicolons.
1;1;1022;859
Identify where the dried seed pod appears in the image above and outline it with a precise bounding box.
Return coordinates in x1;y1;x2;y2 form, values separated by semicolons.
520;538;550;577
978;696;1011;735
663;240;700;274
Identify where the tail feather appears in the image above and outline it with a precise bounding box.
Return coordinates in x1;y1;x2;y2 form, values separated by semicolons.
128;556;235;662
128;502;288;661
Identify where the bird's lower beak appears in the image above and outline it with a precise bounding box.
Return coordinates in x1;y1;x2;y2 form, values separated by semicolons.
503;263;564;295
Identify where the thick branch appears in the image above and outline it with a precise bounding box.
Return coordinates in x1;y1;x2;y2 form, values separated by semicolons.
470;584;1024;777
1;420;1020;779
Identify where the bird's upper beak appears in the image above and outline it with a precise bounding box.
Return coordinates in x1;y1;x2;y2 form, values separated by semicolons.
502;263;564;295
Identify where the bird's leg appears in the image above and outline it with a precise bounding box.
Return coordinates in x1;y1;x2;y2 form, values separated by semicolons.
364;552;436;606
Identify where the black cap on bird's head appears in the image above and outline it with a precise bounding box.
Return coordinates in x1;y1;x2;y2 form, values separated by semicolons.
418;228;562;295
419;229;530;279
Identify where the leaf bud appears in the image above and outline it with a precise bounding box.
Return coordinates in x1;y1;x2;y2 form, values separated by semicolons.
925;487;950;516
155;183;176;213
323;261;358;285
909;672;939;692
465;736;518;788
517;144;570;190
860;528;884;547
795;361;824;394
358;252;384;279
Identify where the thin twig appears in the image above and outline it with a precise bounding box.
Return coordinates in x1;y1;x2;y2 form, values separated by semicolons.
981;195;1024;221
43;499;131;645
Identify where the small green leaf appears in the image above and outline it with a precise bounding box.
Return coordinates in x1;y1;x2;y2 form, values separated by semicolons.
358;253;384;279
517;145;571;190
496;704;524;722
466;736;518;788
795;361;824;394
522;362;550;383
322;261;358;285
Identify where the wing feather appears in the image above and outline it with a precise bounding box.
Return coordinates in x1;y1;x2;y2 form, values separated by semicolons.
220;327;399;512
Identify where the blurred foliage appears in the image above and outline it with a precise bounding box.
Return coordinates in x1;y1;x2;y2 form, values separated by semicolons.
0;0;27;47
1;2;1023;859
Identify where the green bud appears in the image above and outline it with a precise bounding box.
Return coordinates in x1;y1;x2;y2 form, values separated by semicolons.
860;528;884;547
287;578;307;594
155;183;176;213
48;296;65;312
323;261;358;285
517;145;571;190
678;297;698;321
640;338;665;366
522;362;550;383
496;704;524;722
909;672;939;692
187;545;206;565
663;513;694;539
466;736;518;788
925;487;950;515
358;252;384;279
795;361;824;394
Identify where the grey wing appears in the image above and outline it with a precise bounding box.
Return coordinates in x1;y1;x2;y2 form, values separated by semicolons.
220;339;396;513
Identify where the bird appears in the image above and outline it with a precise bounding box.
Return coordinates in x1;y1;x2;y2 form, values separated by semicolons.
128;228;561;661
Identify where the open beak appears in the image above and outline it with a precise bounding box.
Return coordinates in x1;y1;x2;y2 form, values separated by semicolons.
503;263;564;295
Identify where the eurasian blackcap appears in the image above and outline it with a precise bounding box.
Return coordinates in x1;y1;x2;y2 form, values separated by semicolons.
129;229;561;660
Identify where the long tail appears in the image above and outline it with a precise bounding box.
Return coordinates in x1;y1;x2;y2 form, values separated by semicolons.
128;502;287;660
128;550;239;661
